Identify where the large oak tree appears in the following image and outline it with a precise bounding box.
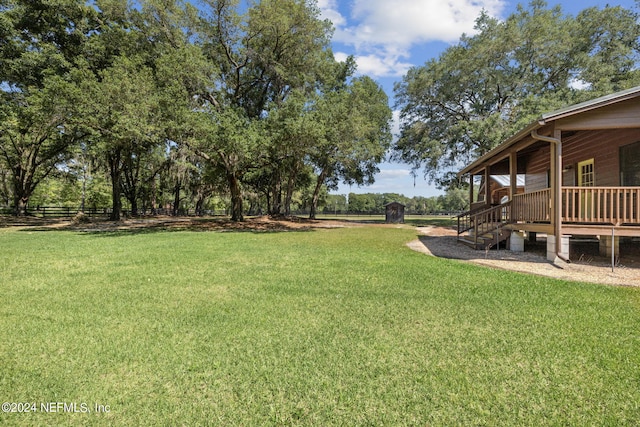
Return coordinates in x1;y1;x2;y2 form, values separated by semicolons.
394;0;640;188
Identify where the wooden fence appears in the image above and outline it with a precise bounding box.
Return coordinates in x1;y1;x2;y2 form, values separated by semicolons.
0;207;226;218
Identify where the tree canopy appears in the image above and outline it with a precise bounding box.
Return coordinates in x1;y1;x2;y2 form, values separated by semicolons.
393;0;640;188
0;0;392;219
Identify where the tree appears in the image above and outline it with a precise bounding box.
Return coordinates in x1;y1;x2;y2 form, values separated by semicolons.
188;0;336;221
259;90;322;215
82;56;160;220
0;163;11;206
308;76;392;219
0;75;87;214
394;1;640;187
0;0;96;214
439;188;468;213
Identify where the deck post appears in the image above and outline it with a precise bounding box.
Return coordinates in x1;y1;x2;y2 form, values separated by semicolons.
469;173;474;207
509;152;517;200
553;128;563;259
532;127;566;262
509;151;517;223
484;167;490;205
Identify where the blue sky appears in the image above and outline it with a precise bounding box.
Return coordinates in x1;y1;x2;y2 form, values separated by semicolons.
320;0;638;198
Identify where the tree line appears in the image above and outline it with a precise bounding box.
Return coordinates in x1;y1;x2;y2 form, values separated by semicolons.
0;0;392;220
325;189;468;215
4;1;639;221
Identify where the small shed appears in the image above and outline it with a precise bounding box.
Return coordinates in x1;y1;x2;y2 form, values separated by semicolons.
385;202;405;224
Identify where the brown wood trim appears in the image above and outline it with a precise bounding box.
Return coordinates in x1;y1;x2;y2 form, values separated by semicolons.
562;224;640;237
505;223;553;233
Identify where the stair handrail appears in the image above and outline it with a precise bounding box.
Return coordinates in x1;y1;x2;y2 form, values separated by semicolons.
456;204;490;236
459;201;512;247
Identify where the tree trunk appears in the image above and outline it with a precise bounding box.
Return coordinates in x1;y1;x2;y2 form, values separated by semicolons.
269;177;282;216
15;195;29;216
11;166;35;216
151;176;157;215
284;166;299;216
173;180;181;216
123;188;138;217
195;196;204;216
272;190;282;216
227;172;243;221
110;175;122;221
309;169;327;220
121;154;141;217
130;198;138;217
108;150;122;221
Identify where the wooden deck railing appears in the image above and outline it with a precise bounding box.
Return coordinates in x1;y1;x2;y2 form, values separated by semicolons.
562;187;640;225
511;189;551;222
510;187;640;225
474;203;511;235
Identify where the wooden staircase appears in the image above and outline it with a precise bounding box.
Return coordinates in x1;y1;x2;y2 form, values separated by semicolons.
458;225;511;250
457;202;512;250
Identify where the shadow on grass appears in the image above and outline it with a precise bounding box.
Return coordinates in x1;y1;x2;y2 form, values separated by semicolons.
0;215;64;229
404;217;458;228
8;216;327;236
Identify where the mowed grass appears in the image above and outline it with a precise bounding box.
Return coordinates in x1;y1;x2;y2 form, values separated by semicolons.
1;224;639;425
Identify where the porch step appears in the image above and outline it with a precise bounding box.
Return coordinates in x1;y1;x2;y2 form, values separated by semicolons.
459;236;485;250
459;229;511;250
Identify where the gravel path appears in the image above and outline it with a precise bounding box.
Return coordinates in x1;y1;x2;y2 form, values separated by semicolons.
408;226;640;287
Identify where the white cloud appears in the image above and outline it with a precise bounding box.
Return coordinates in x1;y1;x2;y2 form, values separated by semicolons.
317;0;346;28
333;51;412;78
391;110;401;139
346;0;505;48
354;54;413;78
320;0;506;78
378;169;412;179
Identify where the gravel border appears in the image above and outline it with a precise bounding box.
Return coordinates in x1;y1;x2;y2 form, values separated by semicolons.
408;226;640;287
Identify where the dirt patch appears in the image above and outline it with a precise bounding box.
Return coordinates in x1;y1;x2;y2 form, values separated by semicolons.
409;226;640;287
0;215;358;233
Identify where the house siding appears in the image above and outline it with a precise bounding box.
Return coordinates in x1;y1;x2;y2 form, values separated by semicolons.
524;129;640;191
525;145;550;192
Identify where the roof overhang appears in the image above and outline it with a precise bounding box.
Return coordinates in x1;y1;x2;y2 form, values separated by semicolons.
458;85;640;177
457;120;544;176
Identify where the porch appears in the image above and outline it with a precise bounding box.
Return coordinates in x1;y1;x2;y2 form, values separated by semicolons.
458;186;640;250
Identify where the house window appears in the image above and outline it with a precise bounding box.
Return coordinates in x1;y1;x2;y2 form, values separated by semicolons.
620;141;640;186
578;158;595;187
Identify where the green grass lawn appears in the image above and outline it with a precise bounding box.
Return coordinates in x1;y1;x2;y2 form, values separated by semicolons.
1;222;639;425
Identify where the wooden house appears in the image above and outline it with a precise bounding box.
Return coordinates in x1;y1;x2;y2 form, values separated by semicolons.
457;86;640;261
